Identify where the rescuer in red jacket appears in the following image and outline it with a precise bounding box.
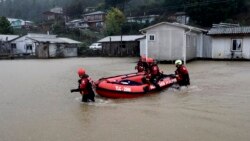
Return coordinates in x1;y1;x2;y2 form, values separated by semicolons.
146;58;162;90
174;60;190;86
135;56;145;72
71;68;95;102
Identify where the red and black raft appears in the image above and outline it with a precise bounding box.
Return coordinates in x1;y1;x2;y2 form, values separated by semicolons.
95;72;177;99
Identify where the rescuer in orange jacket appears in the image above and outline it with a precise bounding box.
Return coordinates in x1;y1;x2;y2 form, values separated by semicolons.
71;68;95;102
174;60;190;86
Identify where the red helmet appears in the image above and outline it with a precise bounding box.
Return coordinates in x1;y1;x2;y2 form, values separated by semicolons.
78;68;85;76
146;58;154;63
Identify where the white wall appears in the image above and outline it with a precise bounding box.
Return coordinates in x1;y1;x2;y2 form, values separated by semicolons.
186;32;199;60
242;37;250;59
139;38;146;56
11;36;36;55
212;37;231;59
143;24;204;61
196;33;204;58
211;36;250;59
49;44;58;57
145;24;185;61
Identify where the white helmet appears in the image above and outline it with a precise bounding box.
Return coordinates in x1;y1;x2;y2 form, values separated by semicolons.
175;60;182;65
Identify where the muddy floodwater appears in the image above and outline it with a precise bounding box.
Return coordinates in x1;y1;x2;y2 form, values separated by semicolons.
0;58;249;141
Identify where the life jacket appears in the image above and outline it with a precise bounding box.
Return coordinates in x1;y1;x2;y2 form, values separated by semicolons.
175;65;189;75
175;65;189;82
136;61;144;72
79;75;92;95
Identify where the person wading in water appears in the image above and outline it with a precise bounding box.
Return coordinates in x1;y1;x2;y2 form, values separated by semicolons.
71;68;95;102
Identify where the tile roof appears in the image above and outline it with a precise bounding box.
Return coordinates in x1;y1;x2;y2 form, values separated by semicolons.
208;26;250;35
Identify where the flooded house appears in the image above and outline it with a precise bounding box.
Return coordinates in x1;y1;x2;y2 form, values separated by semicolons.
98;35;144;57
11;33;81;58
0;35;19;57
207;23;250;60
139;22;207;62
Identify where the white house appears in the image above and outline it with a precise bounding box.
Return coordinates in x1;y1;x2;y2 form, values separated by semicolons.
11;33;81;58
139;22;207;62
207;23;250;59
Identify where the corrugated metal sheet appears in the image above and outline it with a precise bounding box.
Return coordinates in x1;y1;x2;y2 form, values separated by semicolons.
29;37;66;43
84;11;105;16
58;38;81;44
29;37;81;44
98;35;145;42
0;35;19;41
140;22;207;33
208;26;250;35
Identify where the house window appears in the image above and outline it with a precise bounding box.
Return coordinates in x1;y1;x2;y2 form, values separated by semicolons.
11;43;16;49
26;44;32;50
231;39;242;51
149;35;155;41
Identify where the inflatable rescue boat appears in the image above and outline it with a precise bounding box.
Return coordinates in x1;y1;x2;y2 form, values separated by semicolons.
95;72;177;98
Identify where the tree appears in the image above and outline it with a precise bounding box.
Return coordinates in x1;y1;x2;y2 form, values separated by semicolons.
105;0;131;11
65;0;84;18
105;7;126;36
0;16;13;34
185;0;247;27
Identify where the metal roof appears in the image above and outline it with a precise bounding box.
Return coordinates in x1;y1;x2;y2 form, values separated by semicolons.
208;26;250;35
140;22;207;33
98;35;145;42
29;37;65;43
27;33;57;38
58;38;81;44
0;35;19;41
28;37;81;44
84;11;105;16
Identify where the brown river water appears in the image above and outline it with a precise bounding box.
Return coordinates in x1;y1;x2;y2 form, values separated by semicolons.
0;58;249;141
